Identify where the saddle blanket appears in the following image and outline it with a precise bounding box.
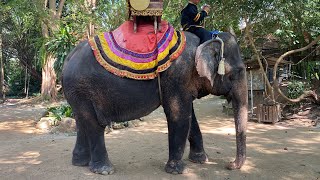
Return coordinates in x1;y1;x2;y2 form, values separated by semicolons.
89;20;186;80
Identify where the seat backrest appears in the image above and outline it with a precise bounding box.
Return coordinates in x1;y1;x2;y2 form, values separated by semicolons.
130;0;150;11
128;0;163;16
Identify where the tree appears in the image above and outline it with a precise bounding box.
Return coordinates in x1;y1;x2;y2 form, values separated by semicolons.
1;0;318;104
94;0;127;31
163;0;186;28
272;35;320;104
0;0;8;102
40;0;66;101
46;24;77;78
0;32;4;102
1;0;43;97
85;0;97;37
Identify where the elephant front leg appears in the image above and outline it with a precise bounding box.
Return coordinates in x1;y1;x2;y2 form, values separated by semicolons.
163;98;192;174
188;106;208;164
227;70;248;170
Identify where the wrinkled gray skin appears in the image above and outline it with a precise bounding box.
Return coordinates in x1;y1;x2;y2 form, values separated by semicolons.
62;32;248;175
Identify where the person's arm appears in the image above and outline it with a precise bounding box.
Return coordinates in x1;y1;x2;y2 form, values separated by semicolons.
187;5;207;23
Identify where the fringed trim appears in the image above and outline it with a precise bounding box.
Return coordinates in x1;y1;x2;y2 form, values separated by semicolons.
88;30;186;80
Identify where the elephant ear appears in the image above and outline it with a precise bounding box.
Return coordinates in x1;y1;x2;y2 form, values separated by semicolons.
195;40;219;86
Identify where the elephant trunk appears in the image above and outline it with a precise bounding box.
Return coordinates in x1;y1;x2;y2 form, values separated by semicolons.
228;67;248;170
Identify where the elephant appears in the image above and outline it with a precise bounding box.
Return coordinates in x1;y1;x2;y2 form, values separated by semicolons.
62;31;248;175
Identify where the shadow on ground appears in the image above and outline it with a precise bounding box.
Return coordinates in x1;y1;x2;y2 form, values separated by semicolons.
0;96;319;179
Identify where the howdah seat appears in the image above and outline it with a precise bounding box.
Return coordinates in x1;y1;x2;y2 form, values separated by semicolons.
127;0;163;33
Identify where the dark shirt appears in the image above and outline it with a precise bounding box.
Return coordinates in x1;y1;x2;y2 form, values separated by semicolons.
181;2;208;31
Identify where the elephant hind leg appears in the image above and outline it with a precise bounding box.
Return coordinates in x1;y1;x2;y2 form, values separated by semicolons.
162;95;193;174
188;105;208;164
71;101;114;175
72;116;90;166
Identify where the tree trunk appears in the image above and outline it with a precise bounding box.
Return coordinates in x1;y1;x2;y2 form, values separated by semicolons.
0;32;5;103
41;54;57;101
18;60;42;81
244;18;274;101
86;0;97;38
272;35;320;104
40;0;66;101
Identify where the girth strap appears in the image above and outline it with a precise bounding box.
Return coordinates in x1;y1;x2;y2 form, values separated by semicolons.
157;72;163;105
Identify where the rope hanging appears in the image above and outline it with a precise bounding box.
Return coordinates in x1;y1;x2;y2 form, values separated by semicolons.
215;36;225;75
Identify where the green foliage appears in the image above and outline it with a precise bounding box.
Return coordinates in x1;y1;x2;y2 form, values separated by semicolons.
273;0;320;48
287;81;305;99
1;0;319;98
163;0;188;28
61;0;94;37
5;59;24;96
47;104;73;122
46;24;77;77
291;61;320;81
1;0;43;96
5;58;41;96
95;0;127;31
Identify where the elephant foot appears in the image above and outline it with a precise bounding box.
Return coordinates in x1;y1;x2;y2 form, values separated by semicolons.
165;160;188;174
188;150;208;164
89;160;114;175
226;159;245;170
72;154;90;166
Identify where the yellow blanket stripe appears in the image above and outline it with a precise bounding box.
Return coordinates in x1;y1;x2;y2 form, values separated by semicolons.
89;31;186;80
98;31;179;70
89;39;158;79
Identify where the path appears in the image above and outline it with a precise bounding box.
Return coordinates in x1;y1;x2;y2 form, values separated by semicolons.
0;96;319;180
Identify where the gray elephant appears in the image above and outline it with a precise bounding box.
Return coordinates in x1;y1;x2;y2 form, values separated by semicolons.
62;31;248;175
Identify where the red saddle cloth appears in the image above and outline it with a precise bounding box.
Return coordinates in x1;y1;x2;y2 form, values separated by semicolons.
89;20;186;80
113;20;168;53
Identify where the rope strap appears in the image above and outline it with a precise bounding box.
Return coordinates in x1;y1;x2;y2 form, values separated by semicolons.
215;36;225;75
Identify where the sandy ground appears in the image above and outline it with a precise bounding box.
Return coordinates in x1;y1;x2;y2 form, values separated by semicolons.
0;96;320;180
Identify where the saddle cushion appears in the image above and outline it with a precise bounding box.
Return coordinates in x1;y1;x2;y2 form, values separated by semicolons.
89;20;186;80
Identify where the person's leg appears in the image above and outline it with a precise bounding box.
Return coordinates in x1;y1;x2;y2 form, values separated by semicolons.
194;28;212;44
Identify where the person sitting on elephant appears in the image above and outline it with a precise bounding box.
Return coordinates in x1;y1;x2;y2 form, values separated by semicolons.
181;0;212;44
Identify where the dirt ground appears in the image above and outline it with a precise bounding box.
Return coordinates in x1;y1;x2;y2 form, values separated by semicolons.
0;96;320;180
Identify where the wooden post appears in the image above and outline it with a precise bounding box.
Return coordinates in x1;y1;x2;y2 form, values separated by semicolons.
250;70;254;116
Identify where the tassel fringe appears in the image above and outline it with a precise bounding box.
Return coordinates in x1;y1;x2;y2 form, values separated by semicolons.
218;58;225;75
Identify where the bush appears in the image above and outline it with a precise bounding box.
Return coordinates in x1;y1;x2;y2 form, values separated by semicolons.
47;104;73;122
287;81;305;99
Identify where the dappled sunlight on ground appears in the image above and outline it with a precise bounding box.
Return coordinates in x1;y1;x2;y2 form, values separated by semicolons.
0;120;36;134
0;151;42;175
1;96;320;179
103;96;320;179
0;105;46;137
0;151;41;165
239;158;256;173
202;126;236;135
103;101;320;179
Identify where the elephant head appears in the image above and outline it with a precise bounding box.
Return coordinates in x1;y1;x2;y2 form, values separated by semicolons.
194;32;248;169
